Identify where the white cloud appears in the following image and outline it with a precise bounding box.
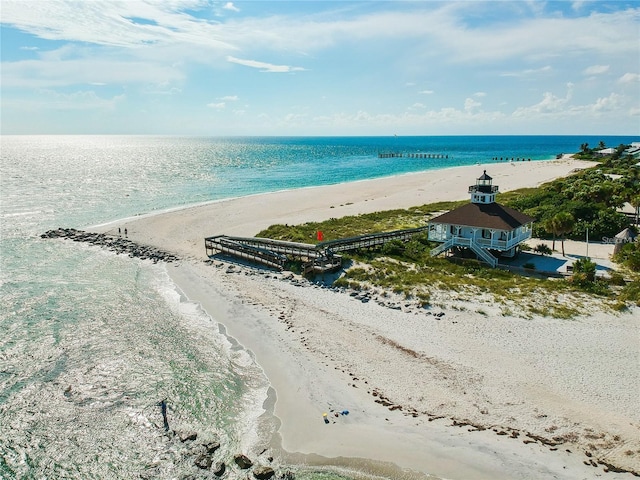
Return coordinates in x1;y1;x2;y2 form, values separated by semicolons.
583;65;609;75
2;1;638;135
619;73;640;84
1;0;236;50
27;88;125;110
143;84;182;95
311;107;508;132
1;57;184;88
591;93;621;112
4;2;637;63
464;98;481;112
226;56;305;73
513;89;570;117
510;84;630;122
223;2;240;13
501;65;552;78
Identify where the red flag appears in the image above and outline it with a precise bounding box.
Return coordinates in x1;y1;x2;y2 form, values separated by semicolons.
317;231;324;241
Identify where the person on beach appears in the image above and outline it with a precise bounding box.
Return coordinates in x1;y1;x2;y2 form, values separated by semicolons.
159;399;169;431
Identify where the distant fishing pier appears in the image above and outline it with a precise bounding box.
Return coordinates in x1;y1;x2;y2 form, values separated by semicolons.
205;226;429;274
378;152;449;159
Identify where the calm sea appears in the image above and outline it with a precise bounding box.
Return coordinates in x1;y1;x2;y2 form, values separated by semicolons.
1;135;636;479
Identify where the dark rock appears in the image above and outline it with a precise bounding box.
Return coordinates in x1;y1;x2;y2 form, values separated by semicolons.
179;431;198;442
253;465;275;479
234;453;253;469
194;453;213;470
204;441;221;454
41;228;179;263
212;461;226;477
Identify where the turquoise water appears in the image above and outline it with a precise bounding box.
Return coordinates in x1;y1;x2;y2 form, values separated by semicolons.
1;135;636;479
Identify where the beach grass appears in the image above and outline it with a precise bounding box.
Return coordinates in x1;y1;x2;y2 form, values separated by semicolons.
256;196;638;317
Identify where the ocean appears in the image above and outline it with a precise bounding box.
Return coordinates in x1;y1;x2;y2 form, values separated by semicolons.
1;135;637;479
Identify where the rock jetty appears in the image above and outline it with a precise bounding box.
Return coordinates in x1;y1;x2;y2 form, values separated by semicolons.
41;228;179;263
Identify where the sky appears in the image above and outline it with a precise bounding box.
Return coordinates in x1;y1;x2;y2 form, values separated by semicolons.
1;0;639;136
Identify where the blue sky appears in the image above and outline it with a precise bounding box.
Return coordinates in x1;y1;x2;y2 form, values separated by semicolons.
1;1;638;135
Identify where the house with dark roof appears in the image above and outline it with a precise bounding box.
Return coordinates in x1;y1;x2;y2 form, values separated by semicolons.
428;171;534;267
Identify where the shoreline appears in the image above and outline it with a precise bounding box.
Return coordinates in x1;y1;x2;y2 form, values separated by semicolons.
89;157;553;231
96;158;640;479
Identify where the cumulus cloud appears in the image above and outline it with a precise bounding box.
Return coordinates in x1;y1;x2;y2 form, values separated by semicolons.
619;73;640;84
223;2;240;13
464;98;481;112
220;95;238;101
591;93;621;112
207;102;226;109
419;90;434;94
583;65;609;75
512;85;573;117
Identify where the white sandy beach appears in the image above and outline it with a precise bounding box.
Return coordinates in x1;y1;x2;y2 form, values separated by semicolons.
100;158;639;480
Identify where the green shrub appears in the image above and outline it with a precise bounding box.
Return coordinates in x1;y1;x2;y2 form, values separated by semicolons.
534;244;552;256
608;272;627;286
381;239;405;256
572;257;597;282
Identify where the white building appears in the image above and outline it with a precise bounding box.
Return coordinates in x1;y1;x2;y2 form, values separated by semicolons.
428;171;535;267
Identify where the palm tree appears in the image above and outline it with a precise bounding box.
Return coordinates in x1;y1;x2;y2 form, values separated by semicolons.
597;140;606;150
554;212;575;256
543;217;559;251
544;212;575;255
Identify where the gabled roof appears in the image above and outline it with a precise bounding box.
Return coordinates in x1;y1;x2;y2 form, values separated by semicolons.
429;202;535;230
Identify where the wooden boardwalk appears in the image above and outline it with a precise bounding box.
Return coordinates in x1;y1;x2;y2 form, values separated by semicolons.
204;226;430;273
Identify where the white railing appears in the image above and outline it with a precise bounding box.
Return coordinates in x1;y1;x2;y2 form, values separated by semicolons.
468;241;498;267
430;237;455;256
461;229;531;251
430;236;498;267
